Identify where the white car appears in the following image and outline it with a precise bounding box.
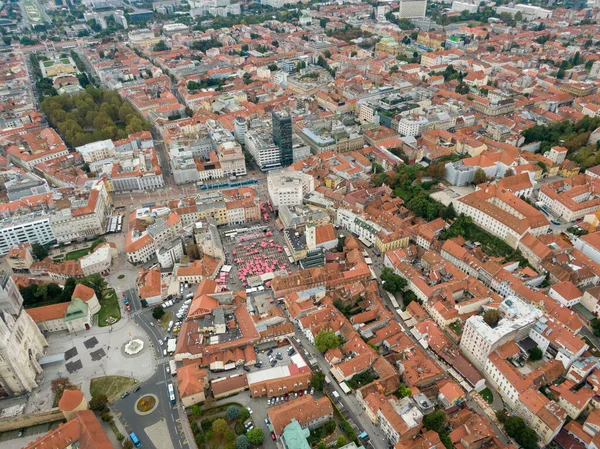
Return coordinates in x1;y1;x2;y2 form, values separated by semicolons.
158;340;164;346
247;407;253;414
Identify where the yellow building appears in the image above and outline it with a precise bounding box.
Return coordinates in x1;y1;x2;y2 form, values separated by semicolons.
375;230;410;254
40;57;77;78
375;35;400;56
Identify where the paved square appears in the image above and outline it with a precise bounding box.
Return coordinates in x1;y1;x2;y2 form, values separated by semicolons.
84;337;99;349
90;348;106;361
64;347;78;360
66;360;83;373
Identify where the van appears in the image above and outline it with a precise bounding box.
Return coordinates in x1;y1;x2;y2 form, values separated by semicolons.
184;298;192;304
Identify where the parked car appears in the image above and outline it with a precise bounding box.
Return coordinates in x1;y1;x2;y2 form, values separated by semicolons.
265;418;270;425
243;366;250;372
271;432;277;441
158;340;164;346
133;386;141;393
18;429;24;437
121;392;130;399
246;407;253;415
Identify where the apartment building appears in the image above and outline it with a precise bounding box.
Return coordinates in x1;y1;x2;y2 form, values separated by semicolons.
538;174;600;222
50;181;110;243
5;128;70;171
455;184;549;248
0;213;55;256
267;395;333;437
398;0;427;18
459;296;543;370
268;172;315;209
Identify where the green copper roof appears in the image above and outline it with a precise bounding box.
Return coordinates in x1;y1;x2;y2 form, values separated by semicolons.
64;297;89;322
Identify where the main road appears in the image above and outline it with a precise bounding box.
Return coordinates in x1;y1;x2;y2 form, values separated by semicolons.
112;288;191;449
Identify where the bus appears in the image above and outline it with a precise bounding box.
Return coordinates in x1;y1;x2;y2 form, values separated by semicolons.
387;292;399;309
339;382;351;394
129;432;141;448
167;382;176;404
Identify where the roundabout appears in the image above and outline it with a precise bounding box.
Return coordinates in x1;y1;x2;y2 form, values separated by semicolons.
135;394;159;416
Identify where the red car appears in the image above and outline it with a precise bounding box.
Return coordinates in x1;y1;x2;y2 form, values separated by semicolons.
271;433;277;441
298;391;304;397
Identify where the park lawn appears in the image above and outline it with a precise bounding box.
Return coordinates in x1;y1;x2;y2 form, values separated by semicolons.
97;289;121;327
480;388;494;404
160;311;173;331
64;247;92;261
90;376;137;402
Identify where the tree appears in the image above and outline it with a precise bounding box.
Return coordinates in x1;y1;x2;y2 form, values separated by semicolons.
473;168;488;185
240;407;250;421
51;377;76;405
32;243;49;260
90;238;106;251
89;394;108;411
212;418;229;436
557;67;565;79
311;371;326;391
591;319;600;337
123;440;134;449
237;435;251;449
502;416;538;449
317;442;328;449
153;40;168;52
423;410;447;433
336;436;347;448
225;430;236;443
428;162;446;180
186;243;201;260
315;330;341;353
483;309;501;327
336;236;346;252
380;267;407;293
79;274;107;300
528;347;543;361
247;428;264;445
226;405;240;421
152;307;165;320
268;64;278;71
397;384;412;398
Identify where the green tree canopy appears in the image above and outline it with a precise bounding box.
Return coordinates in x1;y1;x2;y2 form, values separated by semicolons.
246;428;264;445
32;243;49;260
315;330;341;353
226;405;240;421
212;418;229;436
380;267;407;293
236;435;251;449
152;307;165;320
311;371;326;391
423;410;447;433
528;347;543;361
483;309;501;327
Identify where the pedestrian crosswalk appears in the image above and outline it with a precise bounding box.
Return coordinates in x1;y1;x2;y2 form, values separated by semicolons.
157;357;170;364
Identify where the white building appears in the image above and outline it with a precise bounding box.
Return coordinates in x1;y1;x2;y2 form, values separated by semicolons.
398;117;428;137
451;0;478;13
0;274;47;397
75;140;116;164
245;131;281;170
156;238;184;268
336;208;382;247
459;296;543;369
79;244;113;276
398;0;427;18
51;181;111;243
267;172;315;208
0;216;55;256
